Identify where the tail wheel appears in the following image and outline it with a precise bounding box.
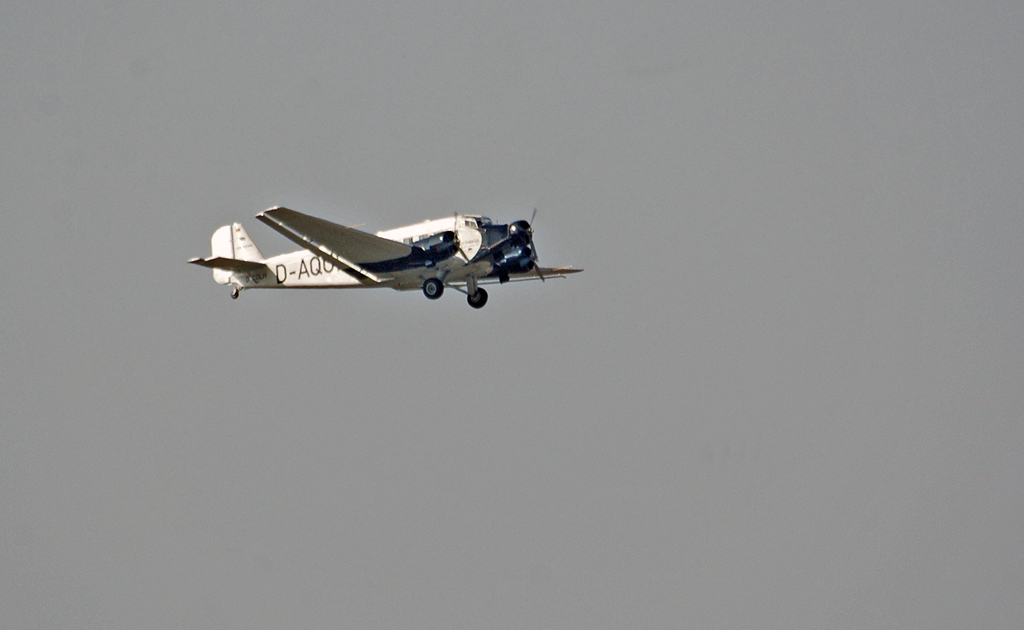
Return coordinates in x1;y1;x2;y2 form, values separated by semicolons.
423;278;444;300
467;288;488;309
230;287;240;300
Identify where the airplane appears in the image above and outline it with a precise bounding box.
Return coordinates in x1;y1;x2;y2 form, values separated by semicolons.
189;206;582;308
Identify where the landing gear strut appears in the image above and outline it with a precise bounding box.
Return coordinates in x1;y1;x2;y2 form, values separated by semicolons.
230;286;240;300
422;278;444;300
467;288;488;309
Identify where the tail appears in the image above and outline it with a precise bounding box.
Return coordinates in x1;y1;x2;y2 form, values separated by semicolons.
194;223;266;285
220;222;264;262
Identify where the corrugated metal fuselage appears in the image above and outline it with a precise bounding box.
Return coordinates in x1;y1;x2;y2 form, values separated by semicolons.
228;215;506;291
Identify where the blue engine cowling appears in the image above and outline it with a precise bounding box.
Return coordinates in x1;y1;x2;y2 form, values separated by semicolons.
413;231;458;262
492;244;534;277
507;220;532;246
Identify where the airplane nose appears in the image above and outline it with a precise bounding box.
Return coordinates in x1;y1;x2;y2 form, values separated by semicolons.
509;220;532;245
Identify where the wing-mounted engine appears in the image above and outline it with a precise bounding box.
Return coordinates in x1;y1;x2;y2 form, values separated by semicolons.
492;243;534;275
411;231;458;265
490;224;535;282
484;218;539;283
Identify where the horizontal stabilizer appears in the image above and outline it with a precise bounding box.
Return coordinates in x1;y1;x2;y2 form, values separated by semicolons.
188;257;271;274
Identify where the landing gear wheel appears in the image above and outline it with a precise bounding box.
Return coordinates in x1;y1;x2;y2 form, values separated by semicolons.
467;288;488;309
422;278;444;300
230;287;240;300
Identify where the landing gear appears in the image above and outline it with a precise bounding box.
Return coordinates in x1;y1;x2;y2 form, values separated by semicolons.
230;286;240;300
422;278;444;300
467;288;488;309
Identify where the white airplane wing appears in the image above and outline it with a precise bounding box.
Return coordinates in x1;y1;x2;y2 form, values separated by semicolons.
256;207;413;283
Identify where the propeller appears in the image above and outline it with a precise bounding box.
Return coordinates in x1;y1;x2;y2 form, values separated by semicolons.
529;208;544;281
453;211;464;256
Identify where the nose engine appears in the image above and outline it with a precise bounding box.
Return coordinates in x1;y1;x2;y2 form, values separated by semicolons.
508;220;532;246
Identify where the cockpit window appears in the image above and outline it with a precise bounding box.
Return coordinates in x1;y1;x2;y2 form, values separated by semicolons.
477;217;492;226
463;218;477;228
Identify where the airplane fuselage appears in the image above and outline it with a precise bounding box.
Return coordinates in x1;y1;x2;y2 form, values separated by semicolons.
229;214;523;291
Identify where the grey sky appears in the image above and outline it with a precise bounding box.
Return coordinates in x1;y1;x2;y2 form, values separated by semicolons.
2;1;1023;628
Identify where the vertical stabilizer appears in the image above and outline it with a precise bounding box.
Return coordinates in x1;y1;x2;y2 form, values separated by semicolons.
208;223;264;285
231;223;264;262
